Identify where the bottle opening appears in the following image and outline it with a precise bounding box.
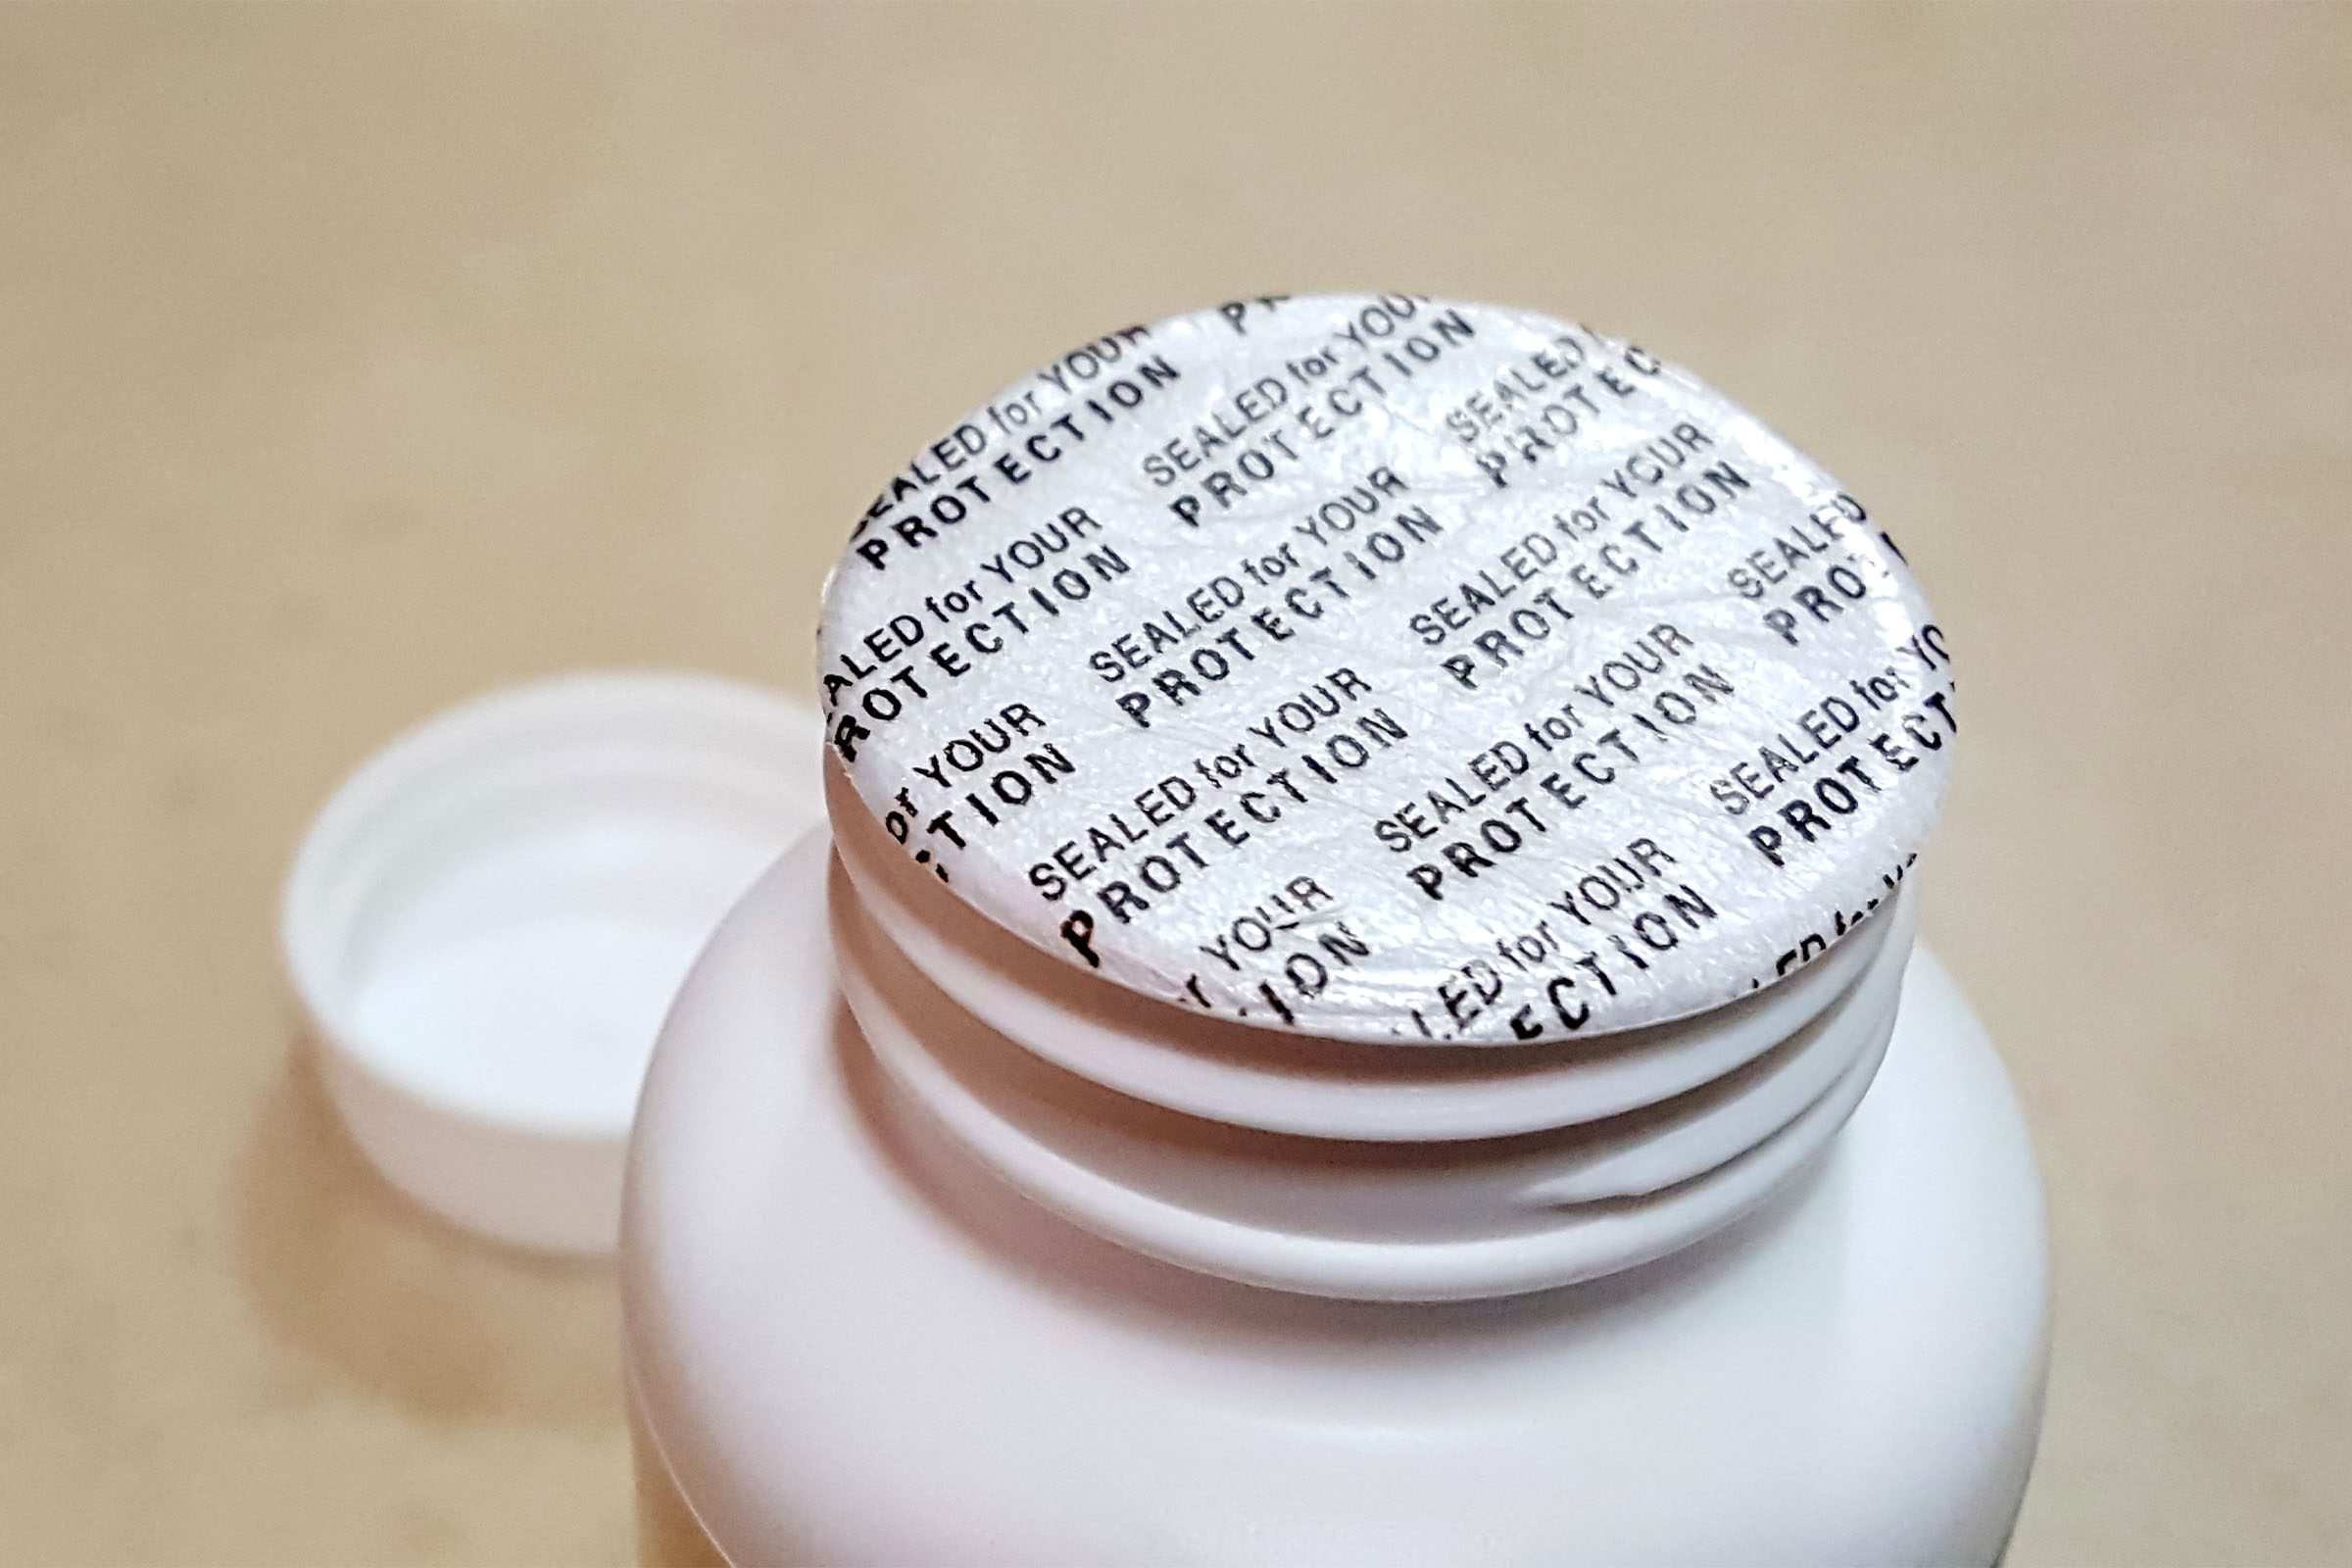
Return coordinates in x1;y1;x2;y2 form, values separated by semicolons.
814;294;1956;1295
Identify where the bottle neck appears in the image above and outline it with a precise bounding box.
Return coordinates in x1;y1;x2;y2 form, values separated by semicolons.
826;767;1913;1302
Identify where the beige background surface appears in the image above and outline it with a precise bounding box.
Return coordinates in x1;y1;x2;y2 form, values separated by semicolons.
3;5;2347;1564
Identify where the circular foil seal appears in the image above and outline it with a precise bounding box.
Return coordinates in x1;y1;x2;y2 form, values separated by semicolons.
817;296;1954;1044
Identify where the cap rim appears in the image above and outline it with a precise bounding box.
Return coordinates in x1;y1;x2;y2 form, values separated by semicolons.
282;668;822;1252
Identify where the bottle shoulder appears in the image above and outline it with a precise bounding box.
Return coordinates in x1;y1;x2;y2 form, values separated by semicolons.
623;837;2047;1566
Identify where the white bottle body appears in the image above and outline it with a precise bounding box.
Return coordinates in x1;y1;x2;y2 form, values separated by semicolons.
622;834;2048;1565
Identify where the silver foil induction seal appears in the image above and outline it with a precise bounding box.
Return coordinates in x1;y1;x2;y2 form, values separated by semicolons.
818;296;1953;1044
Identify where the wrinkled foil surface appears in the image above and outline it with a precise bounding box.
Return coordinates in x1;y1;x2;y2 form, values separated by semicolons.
818;296;1952;1043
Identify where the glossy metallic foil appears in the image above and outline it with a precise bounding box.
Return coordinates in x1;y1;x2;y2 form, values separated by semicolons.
818;296;1952;1044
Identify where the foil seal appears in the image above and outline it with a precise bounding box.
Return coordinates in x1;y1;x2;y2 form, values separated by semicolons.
818;296;1953;1044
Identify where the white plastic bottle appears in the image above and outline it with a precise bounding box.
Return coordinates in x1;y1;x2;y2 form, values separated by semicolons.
621;297;2050;1566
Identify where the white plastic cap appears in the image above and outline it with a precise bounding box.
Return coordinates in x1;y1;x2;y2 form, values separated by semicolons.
281;670;823;1255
